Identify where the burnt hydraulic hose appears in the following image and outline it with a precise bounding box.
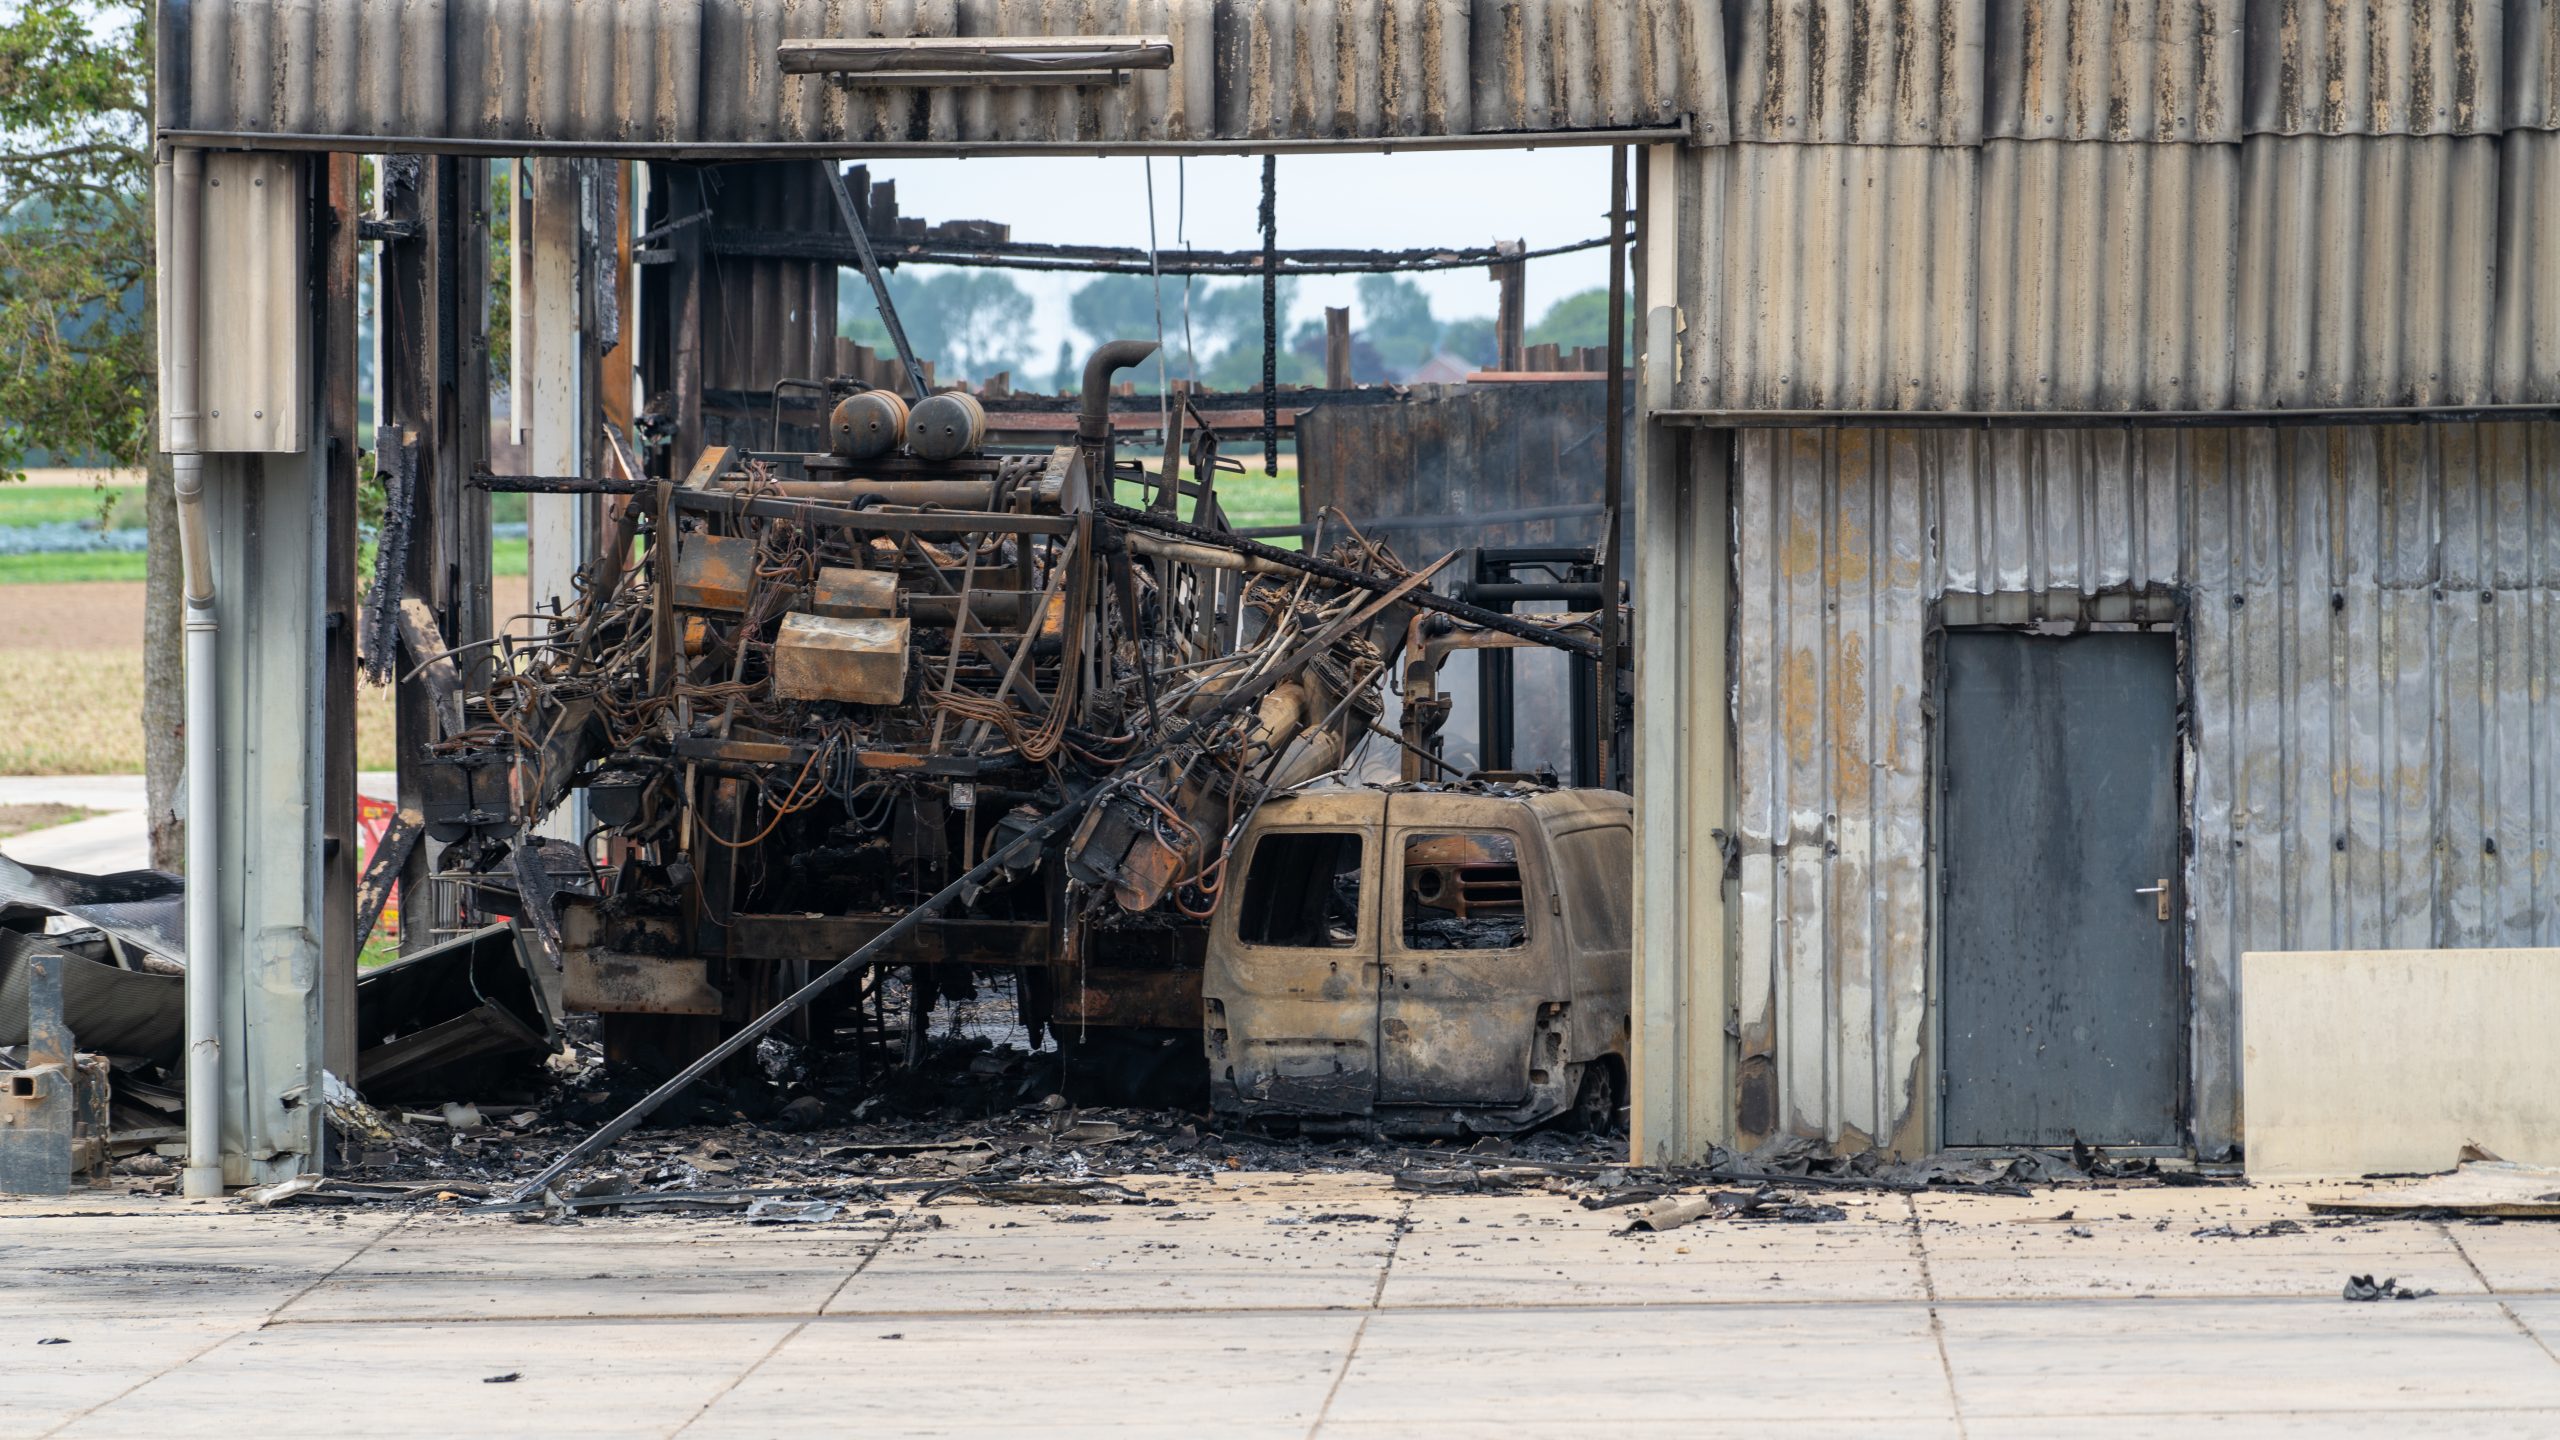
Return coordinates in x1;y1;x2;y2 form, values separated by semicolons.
496;563;1440;1207
1097;500;1604;660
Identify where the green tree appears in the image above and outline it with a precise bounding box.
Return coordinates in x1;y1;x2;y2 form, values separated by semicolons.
0;1;181;866
1354;274;1439;377
1437;316;1498;369
846;269;1033;383
1068;274;1294;384
1525;286;1633;358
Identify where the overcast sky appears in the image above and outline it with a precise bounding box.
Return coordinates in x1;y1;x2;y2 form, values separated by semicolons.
855;146;1616;374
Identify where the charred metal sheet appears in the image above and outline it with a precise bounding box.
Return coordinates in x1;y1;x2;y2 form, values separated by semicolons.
160;0;1719;149
1730;419;2560;1162
0;854;185;963
1294;381;1619;567
562;950;724;1017
0;931;184;1063
354;924;559;1100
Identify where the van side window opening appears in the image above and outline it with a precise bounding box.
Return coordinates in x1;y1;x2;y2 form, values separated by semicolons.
1402;832;1529;950
1235;832;1365;948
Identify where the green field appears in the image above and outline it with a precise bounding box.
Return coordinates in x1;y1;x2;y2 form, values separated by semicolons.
1116;464;1304;548
0;483;144;527
0;534;533;584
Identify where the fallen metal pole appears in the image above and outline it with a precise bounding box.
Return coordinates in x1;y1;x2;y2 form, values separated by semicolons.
498;564;1441;1205
1097;501;1604;660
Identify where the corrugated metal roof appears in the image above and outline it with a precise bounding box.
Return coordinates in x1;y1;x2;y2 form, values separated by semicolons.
1729;0;1985;145
1985;0;2243;143
1730;420;2560;1157
161;0;2560;148
1679;129;2558;411
2242;0;2507;136
1729;0;2559;146
159;0;1721;148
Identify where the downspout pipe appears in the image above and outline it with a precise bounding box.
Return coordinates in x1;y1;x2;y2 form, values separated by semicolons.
164;147;224;1199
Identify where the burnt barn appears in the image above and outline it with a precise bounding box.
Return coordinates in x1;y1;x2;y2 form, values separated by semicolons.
143;0;2560;1194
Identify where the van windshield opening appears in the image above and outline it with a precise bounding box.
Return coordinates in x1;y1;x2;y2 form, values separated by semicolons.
1235;831;1365;948
1401;832;1529;950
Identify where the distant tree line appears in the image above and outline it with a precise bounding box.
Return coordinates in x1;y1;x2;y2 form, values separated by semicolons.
842;268;1629;391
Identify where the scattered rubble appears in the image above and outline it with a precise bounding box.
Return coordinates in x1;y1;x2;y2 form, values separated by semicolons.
2342;1275;2436;1302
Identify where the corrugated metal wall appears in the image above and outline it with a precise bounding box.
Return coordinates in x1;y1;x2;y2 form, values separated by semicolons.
160;0;1722;146
1679;127;2559;411
1673;0;2560;413
1730;420;2560;1158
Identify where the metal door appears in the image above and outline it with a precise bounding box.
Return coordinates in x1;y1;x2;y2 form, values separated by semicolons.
1376;803;1545;1106
1940;630;2182;1147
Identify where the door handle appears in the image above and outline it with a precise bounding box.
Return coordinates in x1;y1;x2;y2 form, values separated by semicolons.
2133;879;2170;922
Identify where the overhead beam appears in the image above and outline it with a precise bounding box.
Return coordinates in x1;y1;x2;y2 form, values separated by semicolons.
777;35;1173;75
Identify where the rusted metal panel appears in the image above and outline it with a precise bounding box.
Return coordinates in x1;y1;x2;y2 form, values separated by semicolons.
1730;0;1985;145
1731;419;2560;1160
175;0;450;137
672;532;755;611
1986;0;2243;142
161;0;1716;147
447;0;700;143
770;613;911;703
1294;382;1618;564
2241;0;2511;137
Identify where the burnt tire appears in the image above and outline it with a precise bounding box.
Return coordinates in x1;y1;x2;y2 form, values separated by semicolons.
1564;1058;1625;1136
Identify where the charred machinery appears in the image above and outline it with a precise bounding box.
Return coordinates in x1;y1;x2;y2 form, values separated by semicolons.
420;341;1590;1094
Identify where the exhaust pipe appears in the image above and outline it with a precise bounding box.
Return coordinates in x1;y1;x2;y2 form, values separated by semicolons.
1077;340;1159;446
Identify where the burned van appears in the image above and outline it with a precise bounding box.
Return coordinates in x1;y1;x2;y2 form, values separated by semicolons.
1202;785;1632;1137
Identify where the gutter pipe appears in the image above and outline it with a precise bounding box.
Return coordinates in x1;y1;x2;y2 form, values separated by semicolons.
165;147;225;1199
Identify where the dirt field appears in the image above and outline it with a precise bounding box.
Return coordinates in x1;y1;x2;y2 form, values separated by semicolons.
0;579;147;649
0;580;398;772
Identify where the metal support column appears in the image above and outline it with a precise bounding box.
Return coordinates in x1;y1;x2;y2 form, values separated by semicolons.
192;152;336;1185
520;158;599;842
1629;143;1735;1164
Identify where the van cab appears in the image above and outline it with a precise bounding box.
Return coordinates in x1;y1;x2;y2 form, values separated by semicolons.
1202;784;1633;1137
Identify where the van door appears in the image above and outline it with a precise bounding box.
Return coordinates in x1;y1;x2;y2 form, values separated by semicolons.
1376;803;1547;1106
1213;824;1382;1115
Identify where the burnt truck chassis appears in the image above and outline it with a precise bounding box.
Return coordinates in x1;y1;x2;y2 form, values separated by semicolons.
417;343;1601;1096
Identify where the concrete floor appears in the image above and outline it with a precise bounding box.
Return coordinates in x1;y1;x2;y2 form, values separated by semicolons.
6;1174;2558;1437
